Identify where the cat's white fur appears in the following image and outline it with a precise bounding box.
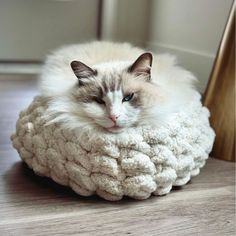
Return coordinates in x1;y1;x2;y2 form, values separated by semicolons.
40;41;197;133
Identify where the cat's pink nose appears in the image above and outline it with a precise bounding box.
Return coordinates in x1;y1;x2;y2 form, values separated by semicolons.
109;114;120;123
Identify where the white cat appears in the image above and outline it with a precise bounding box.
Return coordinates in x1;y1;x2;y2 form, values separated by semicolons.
40;41;197;133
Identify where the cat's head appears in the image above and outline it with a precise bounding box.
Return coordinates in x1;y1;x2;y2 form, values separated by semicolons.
68;52;159;133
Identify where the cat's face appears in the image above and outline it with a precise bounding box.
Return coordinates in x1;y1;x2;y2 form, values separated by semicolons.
70;53;157;133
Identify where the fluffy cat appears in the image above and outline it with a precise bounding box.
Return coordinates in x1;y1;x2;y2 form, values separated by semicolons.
40;41;197;133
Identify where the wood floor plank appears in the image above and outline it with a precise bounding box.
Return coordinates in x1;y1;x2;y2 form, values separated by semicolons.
0;75;235;236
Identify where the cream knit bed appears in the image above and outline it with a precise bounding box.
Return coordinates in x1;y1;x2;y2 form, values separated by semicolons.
11;92;215;201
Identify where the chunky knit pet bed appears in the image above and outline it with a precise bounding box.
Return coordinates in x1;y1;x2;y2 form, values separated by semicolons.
11;93;215;201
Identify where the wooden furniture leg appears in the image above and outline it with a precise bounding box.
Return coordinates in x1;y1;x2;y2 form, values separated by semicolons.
203;2;235;161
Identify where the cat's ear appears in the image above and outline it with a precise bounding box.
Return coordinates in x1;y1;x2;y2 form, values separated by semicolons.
128;52;153;80
70;61;97;86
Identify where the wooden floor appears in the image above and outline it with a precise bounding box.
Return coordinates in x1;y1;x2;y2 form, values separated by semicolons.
0;75;235;236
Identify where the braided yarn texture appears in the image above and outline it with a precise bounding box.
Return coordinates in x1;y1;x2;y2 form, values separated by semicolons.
11;93;215;201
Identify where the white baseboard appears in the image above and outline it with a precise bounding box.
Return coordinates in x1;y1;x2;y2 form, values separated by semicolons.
146;41;216;93
0;63;42;74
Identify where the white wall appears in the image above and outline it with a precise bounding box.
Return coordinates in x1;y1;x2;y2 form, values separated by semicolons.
101;0;151;47
0;0;99;61
0;0;233;90
147;0;233;92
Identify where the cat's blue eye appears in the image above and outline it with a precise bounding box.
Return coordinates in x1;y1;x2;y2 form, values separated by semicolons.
122;93;134;102
94;97;105;105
